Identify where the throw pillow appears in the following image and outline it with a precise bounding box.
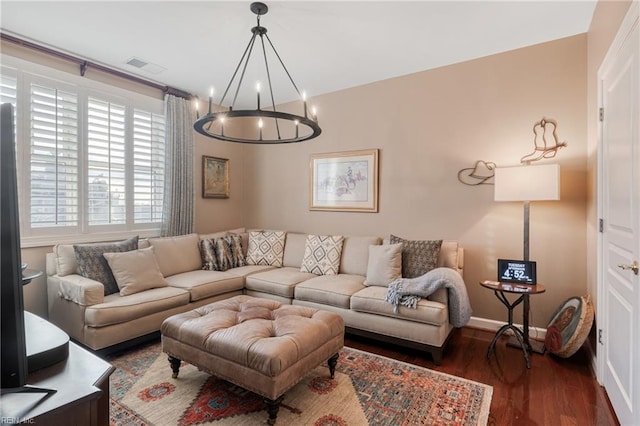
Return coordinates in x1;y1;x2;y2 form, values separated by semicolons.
198;238;220;271
216;234;247;270
300;235;345;275
74;236;139;296
246;230;286;267
389;235;442;278
103;247;169;296
364;243;403;286
199;234;247;271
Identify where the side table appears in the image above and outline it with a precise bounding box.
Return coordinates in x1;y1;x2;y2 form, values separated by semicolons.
480;281;546;368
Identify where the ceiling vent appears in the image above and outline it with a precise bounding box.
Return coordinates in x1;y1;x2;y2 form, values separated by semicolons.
125;57;166;75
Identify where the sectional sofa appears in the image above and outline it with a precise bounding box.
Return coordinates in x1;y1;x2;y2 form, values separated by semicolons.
46;229;465;363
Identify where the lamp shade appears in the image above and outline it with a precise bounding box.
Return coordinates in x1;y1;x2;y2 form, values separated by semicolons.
494;163;560;202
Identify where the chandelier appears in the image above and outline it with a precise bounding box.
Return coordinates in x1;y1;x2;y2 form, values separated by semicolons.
194;2;321;144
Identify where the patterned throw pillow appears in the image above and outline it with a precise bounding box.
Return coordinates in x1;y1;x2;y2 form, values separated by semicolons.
199;238;220;271
74;236;139;296
389;235;442;278
246;231;286;267
199;234;247;271
217;234;247;270
300;235;345;275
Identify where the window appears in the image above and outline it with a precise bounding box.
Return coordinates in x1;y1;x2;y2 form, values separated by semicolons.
1;59;166;247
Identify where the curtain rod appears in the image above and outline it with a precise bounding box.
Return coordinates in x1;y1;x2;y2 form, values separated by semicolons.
1;32;192;100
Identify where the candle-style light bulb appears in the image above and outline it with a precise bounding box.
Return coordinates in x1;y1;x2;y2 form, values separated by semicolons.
208;86;214;114
219;115;225;136
195;100;200;119
294;119;299;139
258;118;263;140
312;106;317;117
256;82;261;110
302;91;308;118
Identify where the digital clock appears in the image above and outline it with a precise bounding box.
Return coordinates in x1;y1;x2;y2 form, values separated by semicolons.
497;259;537;284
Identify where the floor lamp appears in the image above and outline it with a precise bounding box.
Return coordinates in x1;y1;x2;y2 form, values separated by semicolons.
494;163;560;354
494;163;561;262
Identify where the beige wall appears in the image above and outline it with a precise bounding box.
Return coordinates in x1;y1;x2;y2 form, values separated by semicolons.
242;35;588;328
13;3;631;330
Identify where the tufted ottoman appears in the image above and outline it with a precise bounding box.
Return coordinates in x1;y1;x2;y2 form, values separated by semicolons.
160;295;344;425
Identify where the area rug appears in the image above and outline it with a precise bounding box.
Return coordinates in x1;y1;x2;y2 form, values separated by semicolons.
108;342;492;425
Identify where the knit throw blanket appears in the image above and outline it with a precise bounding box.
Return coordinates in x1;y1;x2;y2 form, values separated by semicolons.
385;267;472;328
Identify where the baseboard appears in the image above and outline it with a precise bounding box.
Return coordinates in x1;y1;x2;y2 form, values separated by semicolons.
467;316;547;341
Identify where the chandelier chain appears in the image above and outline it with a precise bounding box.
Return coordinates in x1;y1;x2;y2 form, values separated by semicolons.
260;34;282;139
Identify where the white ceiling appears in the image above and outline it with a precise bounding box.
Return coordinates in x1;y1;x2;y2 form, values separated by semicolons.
0;1;597;108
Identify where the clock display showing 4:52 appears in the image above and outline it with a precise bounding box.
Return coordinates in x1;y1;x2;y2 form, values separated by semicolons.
497;259;537;284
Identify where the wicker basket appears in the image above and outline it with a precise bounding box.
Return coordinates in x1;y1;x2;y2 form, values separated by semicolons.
546;295;594;358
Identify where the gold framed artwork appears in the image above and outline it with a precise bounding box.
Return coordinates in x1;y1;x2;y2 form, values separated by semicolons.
309;149;379;212
202;156;229;198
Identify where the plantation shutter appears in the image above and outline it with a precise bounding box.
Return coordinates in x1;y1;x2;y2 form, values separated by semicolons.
87;98;126;225
0;73;17;106
29;83;79;227
132;110;165;224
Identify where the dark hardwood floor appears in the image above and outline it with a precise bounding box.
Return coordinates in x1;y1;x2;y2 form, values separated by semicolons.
345;327;619;426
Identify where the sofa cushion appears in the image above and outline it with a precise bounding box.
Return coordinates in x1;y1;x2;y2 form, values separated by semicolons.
294;274;365;309
246;230;286;267
74;236;139;296
85;286;190;327
245;267;317;298
300;235;345;275
149;233;201;277
225;264;276;278
164;270;244;302
282;232;307;268
350;286;448;326
339;236;382;276
103;247;169;296
364;243;403;287
390;235;442;278
54;243;79;277
438;241;462;271
199;227;246;240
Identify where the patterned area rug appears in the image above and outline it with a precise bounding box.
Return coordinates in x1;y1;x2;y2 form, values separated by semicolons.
108;342;492;425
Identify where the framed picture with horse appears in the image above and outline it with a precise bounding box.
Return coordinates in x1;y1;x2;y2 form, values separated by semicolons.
309;149;379;212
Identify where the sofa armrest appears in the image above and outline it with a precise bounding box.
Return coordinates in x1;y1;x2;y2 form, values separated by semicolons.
56;274;105;306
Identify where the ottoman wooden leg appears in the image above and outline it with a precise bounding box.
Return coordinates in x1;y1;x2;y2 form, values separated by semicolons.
328;353;339;379
264;395;284;425
168;355;181;378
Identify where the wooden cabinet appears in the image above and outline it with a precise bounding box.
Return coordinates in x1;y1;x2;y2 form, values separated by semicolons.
1;342;114;425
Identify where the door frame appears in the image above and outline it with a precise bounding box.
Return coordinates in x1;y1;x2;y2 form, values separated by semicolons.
596;0;639;384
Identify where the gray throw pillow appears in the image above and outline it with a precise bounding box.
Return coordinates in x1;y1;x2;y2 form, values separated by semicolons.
74;236;139;296
389;235;442;278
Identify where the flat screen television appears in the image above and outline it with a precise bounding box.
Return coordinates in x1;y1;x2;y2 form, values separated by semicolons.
0;102;28;389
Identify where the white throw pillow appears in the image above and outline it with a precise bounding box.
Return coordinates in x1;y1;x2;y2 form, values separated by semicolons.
246;230;286;267
364;243;403;286
300;235;345;275
103;247;169;296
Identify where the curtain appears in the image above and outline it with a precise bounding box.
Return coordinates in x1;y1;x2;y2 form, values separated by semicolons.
161;94;195;237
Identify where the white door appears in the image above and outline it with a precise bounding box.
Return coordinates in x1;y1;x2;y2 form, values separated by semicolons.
599;4;640;425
